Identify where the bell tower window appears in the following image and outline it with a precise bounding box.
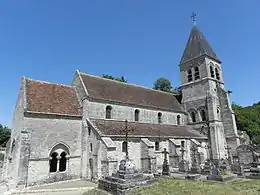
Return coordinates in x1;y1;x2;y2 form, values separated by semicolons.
187;69;192;82
194;67;200;80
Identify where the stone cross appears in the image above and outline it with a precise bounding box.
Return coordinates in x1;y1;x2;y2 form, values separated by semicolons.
191;145;198;164
120;119;134;159
162;148;169;162
180;147;186;160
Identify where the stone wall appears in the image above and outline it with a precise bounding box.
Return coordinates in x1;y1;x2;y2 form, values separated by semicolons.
22;116;82;186
86;101;185;125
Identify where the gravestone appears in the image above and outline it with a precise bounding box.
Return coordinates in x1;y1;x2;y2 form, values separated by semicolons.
231;162;244;176
236;145;257;166
190;145;201;174
162;148;170;175
178;146;189;172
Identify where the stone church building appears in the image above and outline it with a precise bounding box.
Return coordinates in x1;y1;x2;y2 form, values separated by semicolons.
1;26;242;189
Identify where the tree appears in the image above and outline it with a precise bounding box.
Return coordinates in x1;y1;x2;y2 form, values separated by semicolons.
153;78;173;92
0;124;11;147
102;74;127;83
232;103;260;146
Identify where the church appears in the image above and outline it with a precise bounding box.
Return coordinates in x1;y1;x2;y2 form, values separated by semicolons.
1;25;242;189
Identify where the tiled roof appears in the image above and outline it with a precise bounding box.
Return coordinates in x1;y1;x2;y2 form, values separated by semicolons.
180;26;220;64
90;118;203;138
79;73;183;112
25;78;82;116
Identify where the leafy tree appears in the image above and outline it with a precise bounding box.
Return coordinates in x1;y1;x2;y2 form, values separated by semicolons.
102;74;127;83
0;124;11;147
232;103;260;146
153;78;173;92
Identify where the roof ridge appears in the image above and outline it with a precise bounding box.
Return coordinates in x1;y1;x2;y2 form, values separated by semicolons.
79;72;178;96
24;77;73;88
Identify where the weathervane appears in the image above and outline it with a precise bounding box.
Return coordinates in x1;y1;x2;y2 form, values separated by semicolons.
191;12;197;25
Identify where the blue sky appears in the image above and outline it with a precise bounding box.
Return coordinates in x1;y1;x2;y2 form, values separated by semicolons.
0;1;259;127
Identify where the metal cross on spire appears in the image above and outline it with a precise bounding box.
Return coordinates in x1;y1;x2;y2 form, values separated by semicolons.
191;12;197;25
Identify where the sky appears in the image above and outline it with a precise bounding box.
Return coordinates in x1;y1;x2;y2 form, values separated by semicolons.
0;0;259;127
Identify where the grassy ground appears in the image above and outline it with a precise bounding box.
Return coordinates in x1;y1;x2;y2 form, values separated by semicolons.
135;179;260;195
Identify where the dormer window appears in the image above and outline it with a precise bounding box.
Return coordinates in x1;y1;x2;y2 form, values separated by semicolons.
187;69;192;82
194;67;200;80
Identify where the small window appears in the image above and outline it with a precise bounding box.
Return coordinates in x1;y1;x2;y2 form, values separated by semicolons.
187;69;192;82
194;67;200;80
210;66;215;78
90;143;93;152
59;152;67;172
49;152;58;172
155;141;160;151
217;109;221;119
134;109;140;122
158;112;162;124
191;111;196;123
181;141;185;148
88;126;91;136
122;141;127;153
177;115;181;125
200;110;207;121
106;105;112;119
215;68;220;80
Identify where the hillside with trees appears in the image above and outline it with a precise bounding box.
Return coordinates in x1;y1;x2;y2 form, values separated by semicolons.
0;124;11;147
232;102;260;146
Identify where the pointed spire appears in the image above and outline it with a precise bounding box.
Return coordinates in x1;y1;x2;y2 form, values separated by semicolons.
180;25;220;64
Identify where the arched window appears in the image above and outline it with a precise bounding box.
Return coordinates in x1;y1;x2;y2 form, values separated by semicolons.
194;67;200;80
90;143;93;152
200;110;207;121
88;126;91;136
210;66;215;78
190;111;196;123
181;141;185;148
158;112;162;124
134;109;140;122
106;105;112;119
122;141;127;153
49;143;70;173
217;108;221;119
49;152;58;172
187;69;192;82
155;141;160;151
177;115;181;125
215;68;220;80
59;152;67;172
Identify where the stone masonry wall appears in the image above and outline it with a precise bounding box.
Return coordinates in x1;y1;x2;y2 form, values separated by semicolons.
23;116;82;186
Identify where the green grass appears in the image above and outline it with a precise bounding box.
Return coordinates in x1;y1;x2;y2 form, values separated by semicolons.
135;179;260;195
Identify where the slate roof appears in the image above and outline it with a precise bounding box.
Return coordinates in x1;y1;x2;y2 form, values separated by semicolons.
79;72;183;112
25;78;82;116
90;118;203;138
180;26;220;64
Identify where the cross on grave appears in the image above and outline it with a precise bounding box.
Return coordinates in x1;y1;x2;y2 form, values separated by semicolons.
162;148;169;163
191;145;198;164
162;148;170;175
225;145;233;164
120;119;134;160
180;147;186;160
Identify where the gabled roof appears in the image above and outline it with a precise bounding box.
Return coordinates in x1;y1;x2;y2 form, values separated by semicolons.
90;118;203;138
180;26;220;64
25;78;82;116
79;72;184;112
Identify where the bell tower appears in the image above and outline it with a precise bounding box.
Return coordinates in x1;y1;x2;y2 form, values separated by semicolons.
179;21;240;159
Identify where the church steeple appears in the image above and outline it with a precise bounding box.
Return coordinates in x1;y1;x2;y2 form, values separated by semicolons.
180;26;220;64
